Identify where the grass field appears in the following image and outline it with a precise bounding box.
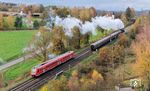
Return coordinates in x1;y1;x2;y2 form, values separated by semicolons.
0;58;39;90
3;59;39;81
0;30;36;62
89;30;112;43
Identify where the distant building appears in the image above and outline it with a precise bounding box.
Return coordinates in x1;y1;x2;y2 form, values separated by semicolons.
32;13;42;18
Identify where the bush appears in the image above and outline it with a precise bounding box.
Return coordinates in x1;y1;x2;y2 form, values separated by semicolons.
78;64;93;75
118;34;130;48
33;20;39;29
99;45;125;67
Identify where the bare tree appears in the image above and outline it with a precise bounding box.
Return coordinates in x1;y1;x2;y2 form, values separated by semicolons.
32;27;52;62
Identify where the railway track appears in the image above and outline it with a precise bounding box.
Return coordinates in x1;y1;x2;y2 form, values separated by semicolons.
9;47;92;91
9;22;134;91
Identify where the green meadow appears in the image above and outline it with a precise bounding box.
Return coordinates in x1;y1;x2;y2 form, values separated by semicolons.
0;30;36;62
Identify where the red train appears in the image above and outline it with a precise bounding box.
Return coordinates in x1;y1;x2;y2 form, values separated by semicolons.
31;51;75;77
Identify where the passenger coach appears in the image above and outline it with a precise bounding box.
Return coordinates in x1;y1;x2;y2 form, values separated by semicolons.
31;51;75;77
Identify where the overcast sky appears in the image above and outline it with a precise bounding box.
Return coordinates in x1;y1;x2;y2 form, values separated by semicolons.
0;0;150;11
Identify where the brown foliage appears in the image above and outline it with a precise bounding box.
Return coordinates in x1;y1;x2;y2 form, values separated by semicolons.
71;26;81;49
118;34;130;48
132;22;150;88
99;45;125;68
70;7;80;18
51;26;66;54
99;46;111;66
0;14;3;30
7;15;15;30
70;7;97;22
55;7;70;18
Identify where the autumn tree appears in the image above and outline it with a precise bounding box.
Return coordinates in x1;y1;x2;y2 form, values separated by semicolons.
68;70;80;91
99;46;111;66
50;26;66;54
0;3;8;11
118;34;130;48
56;7;69;18
20;4;29;14
70;7;80;18
127;17;142;39
125;7;135;21
79;7;97;22
111;45;125;64
71;26;81;49
41;10;49;20
40;85;49;91
91;70;103;81
32;27;51;62
132;22;150;90
81;33;90;45
0;72;3;87
0;14;3;30
89;7;97;18
79;8;91;22
6;15;15;30
79;77;96;91
121;13;128;26
99;45;125;68
49;76;68;91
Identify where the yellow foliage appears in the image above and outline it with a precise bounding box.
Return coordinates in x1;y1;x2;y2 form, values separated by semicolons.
0;14;3;30
48;76;68;91
72;70;78;77
132;21;150;85
80;77;96;91
7;15;15;29
92;70;103;81
40;84;49;91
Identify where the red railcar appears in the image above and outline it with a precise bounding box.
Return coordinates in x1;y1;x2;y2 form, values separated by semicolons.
31;51;75;77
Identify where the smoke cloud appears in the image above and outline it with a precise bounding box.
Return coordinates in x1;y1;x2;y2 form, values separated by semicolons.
47;15;124;37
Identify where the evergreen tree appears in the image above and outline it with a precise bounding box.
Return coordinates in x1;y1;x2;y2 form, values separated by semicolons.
15;16;22;29
33;20;39;29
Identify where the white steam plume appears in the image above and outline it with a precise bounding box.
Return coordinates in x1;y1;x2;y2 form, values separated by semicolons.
48;15;124;37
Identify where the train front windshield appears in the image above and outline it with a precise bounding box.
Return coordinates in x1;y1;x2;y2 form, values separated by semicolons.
31;67;37;75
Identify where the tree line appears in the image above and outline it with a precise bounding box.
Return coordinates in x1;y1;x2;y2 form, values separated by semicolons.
0;14;40;30
0;2;44;13
53;7;97;22
131;14;150;90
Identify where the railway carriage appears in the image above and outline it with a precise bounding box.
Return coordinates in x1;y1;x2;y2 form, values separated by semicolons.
31;51;75;77
91;29;124;51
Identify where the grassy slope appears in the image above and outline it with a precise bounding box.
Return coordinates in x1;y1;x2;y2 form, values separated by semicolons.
0;58;39;91
0;30;36;62
89;30;111;43
3;59;39;81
